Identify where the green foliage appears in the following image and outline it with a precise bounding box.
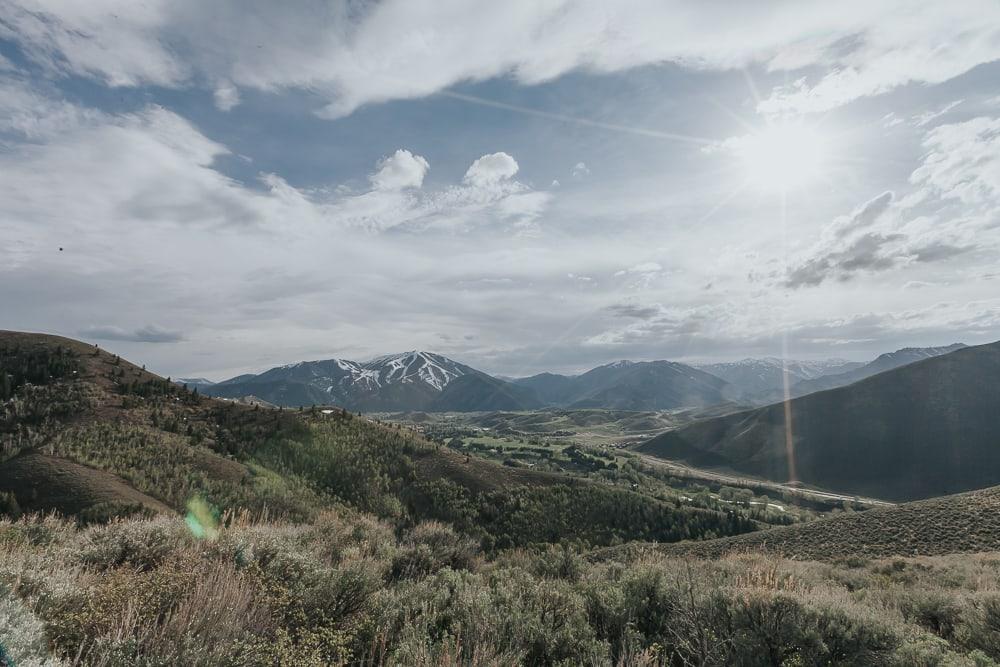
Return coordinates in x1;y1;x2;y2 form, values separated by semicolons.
407;477;757;550
0;343;79;394
252;418;425;516
45;422;325;520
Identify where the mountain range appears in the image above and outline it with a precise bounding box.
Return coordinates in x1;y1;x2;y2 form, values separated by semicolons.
638;340;1000;501
197;344;963;412
197;344;969;412
203;354;740;412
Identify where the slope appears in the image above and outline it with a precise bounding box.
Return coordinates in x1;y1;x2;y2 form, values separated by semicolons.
776;343;967;400
698;357;862;397
638;341;1000;501
0;331;757;548
0;450;172;518
429;372;543;411
597;484;1000;562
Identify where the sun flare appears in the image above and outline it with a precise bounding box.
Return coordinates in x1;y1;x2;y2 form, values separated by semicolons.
735;122;829;192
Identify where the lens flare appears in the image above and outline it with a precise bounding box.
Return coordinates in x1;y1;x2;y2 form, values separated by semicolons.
185;496;220;540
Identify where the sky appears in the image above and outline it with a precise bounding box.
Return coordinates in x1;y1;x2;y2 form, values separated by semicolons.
2;0;1000;379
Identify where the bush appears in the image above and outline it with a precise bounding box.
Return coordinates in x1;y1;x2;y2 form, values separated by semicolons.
900;589;962;640
76;518;190;570
391;521;478;580
958;593;1000;660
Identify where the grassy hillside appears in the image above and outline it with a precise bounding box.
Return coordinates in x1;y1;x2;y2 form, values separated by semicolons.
0;331;756;549
639;340;1000;501
597;484;1000;563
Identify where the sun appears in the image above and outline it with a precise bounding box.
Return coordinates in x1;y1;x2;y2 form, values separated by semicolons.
734;121;829;192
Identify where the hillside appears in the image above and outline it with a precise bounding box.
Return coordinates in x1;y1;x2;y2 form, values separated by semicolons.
598;484;1000;563
0;450;172;519
754;343;968;403
428;372;543;411
638;341;1000;501
0;331;755;548
698;357;862;397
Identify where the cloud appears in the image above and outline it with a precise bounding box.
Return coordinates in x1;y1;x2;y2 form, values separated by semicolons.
910;116;1000;206
213;81;240;111
572;162;590;177
80;324;184;343
829;191;894;238
786;114;1000;289
785;232;906;288
913;99;964;127
614;262;662;276
370;149;430;190
606;303;661;319
4;1;997;117
463;152;519;187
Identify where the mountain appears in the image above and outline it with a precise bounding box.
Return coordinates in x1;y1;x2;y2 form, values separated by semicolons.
768;343;967;401
204;350;529;411
429;372;544;411
569;360;736;410
512;360;736;410
175;377;217;391
512;372;580;405
638;341;1000;501
697;358;862;397
208;352;731;412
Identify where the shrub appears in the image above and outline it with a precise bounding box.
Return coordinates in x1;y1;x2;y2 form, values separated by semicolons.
957;593;1000;660
391;521;478;580
900;589;962;640
76;518;190;570
0;584;60;667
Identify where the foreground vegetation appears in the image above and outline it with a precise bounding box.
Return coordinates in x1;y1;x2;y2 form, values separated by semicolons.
6;333;1000;665
4;511;1000;666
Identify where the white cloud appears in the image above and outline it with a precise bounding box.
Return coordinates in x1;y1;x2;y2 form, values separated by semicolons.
370;149;430;191
913;99;964;127
572;161;590;177
4;1;997;117
213;81;240;111
615;262;662;276
786;116;1000;288
910;116;1000;206
463;152;519;187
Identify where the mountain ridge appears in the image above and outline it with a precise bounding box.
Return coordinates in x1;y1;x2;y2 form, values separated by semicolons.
638;340;1000;501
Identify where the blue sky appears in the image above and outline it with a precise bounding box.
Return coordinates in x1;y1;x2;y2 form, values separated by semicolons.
2;1;999;378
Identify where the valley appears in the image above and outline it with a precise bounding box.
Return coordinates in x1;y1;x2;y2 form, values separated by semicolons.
2;330;999;665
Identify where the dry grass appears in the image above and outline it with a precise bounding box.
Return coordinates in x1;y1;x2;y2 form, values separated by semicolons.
3;511;1000;665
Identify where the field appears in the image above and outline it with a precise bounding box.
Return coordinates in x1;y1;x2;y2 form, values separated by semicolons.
378;409;871;526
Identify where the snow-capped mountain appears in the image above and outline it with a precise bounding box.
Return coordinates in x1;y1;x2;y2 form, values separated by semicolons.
360;351;473;391
203;351;520;411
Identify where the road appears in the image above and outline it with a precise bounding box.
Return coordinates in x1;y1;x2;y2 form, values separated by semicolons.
633;452;895;508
